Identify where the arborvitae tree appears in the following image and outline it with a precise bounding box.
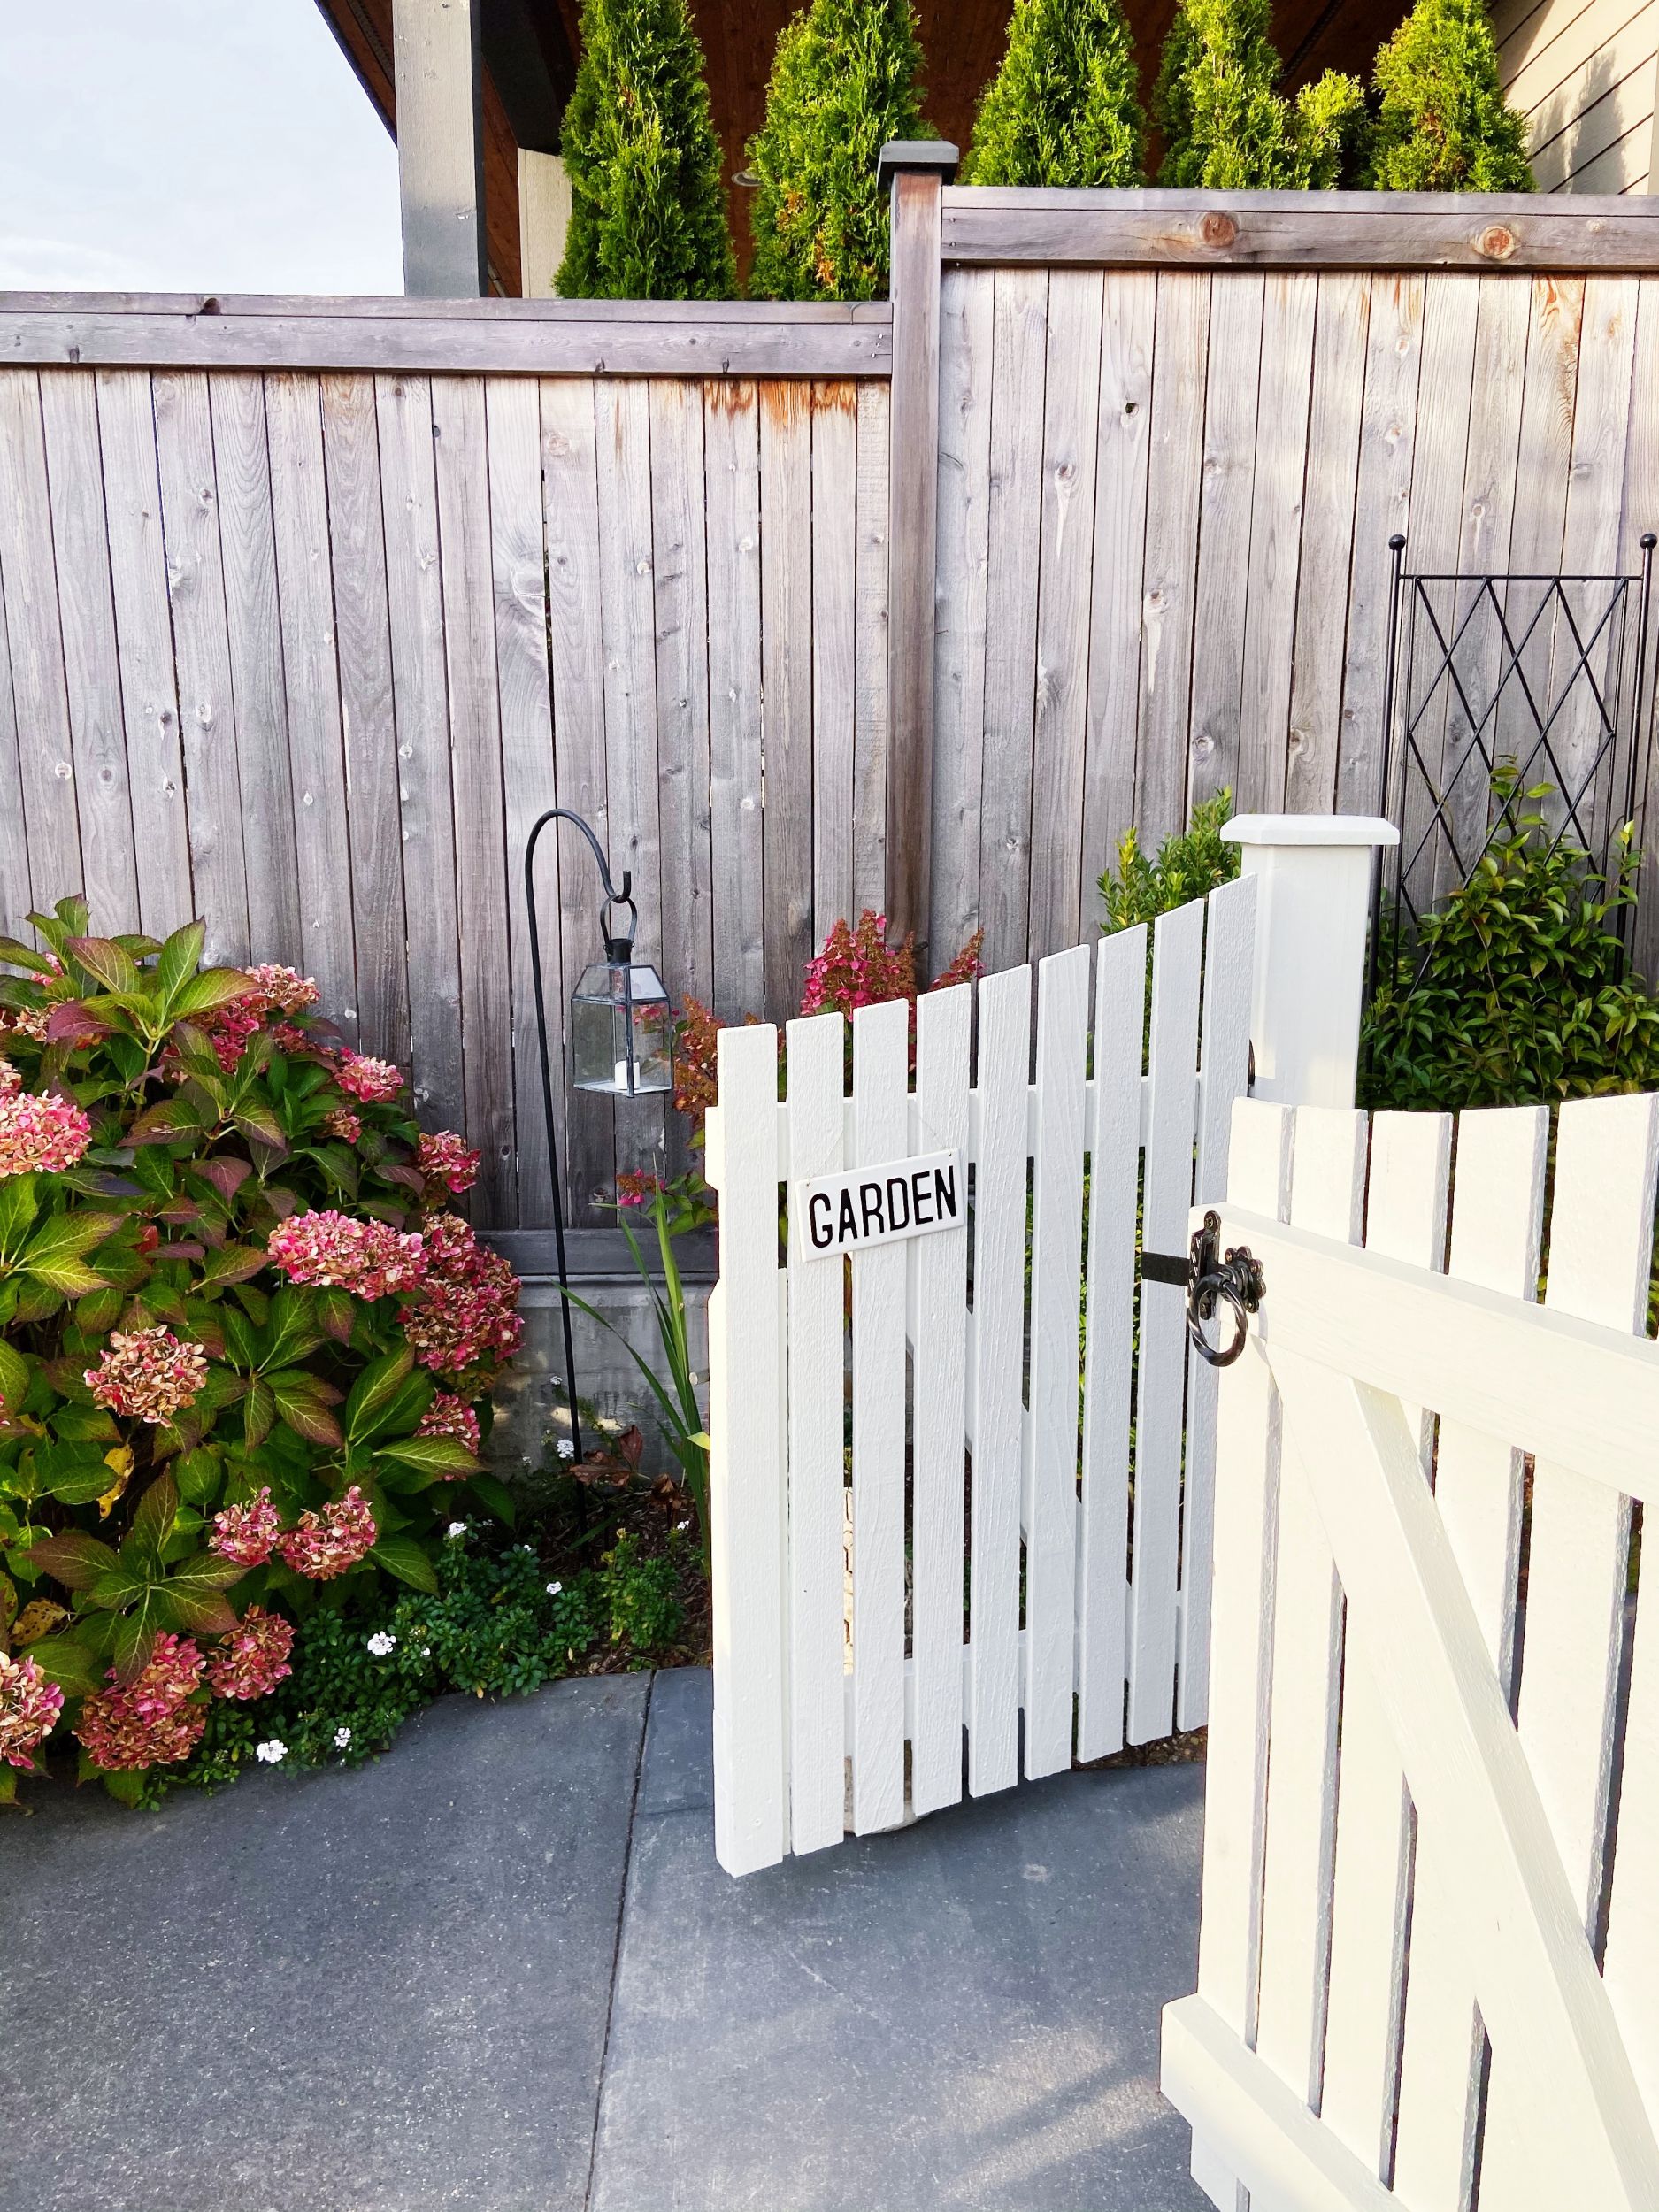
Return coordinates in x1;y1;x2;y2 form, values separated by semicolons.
556;0;736;299
1154;0;1370;188
1366;0;1532;190
961;0;1145;188
746;0;928;301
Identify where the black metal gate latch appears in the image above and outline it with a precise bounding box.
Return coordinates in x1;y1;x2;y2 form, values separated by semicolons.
1141;1211;1267;1370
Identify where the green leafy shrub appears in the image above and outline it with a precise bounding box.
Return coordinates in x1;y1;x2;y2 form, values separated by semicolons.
556;0;736;300
601;1526;687;1653
962;0;1145;188
1361;795;1659;1113
0;901;524;1803
1153;0;1369;188
1099;787;1241;932
1365;0;1532;193
746;0;929;302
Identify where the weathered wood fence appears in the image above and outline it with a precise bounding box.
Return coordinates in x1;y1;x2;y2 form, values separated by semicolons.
3;188;1659;1226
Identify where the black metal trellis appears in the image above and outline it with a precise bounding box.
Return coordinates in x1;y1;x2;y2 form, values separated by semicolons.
1371;530;1658;996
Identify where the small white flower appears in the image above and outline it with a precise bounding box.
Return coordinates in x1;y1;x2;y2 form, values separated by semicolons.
517;1543;535;1555
545;1579;564;1598
420;1646;431;1658
255;1738;287;1765
556;1439;575;1461
676;1519;689;1532
446;1521;467;1540
366;1631;396;1657
334;1725;352;1749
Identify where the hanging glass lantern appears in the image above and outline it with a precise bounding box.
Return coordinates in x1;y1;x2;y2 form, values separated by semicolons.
571;941;672;1095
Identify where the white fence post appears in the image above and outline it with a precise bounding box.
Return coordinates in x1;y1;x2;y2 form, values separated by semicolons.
1222;814;1398;1110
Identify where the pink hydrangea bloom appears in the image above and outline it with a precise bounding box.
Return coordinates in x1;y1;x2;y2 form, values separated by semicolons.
417;1392;481;1463
0;1057;19;1096
85;1327;209;1425
194;998;264;1073
322;1107;362;1144
0;1649;65;1769
401;1214;523;1382
0;1086;92;1178
210;1486;282;1568
416;1129;480;1195
334;1052;404;1104
192;965;320;1072
268;1020;312;1054
275;1485;377;1580
266;1210;426;1301
74;1634;207;1770
206;1606;295;1701
244;964;319;1017
615;1171;663;1209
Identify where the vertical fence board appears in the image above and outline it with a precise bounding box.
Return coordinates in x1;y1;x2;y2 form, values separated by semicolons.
152;370;251;965
811;382;858;934
849;995;910;1833
931;270;994;971
1128;896;1204;1743
1075;925;1145;1761
96;369;193;936
1029;273;1103;960
1187;273;1265;817
760;382;813;1020
1238;274;1317;814
911;981;972;1816
35;371;135;933
0;542;30;935
1084;270;1156;881
210;372;303;967
852;382;890;925
319;373;409;1064
784;1010;848;1856
1138;274;1210;844
704;380;765;1023
968;961;1031;1796
1025;942;1090;1777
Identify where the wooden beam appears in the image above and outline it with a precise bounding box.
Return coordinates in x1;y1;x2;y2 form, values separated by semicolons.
394;0;488;296
0;298;893;376
518;149;572;298
941;188;1659;271
880;139;957;966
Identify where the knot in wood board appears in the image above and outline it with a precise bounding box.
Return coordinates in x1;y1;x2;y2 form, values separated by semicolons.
1199;212;1239;251
1474;224;1517;262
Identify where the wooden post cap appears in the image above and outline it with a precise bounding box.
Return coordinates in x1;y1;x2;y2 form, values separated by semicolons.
877;140;960;191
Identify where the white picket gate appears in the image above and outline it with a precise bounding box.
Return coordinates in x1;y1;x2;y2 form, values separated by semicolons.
1164;1093;1659;2211
702;873;1256;1875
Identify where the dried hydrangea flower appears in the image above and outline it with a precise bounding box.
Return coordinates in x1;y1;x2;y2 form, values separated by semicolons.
322;1107;362;1144
0;1057;19;1097
401;1214;523;1382
85;1327;209;1425
266;1210;426;1301
209;1486;282;1568
0;1650;65;1769
0;1086;92;1178
417;1392;481;1463
244;964;319;1017
415;1129;480;1195
275;1485;377;1580
334;1051;405;1104
74;1634;207;1770
206;1607;295;1701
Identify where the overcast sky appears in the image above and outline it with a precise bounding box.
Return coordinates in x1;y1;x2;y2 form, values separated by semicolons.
0;1;403;294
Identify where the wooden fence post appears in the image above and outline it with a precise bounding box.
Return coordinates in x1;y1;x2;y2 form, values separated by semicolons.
1222;814;1398;1110
879;139;956;971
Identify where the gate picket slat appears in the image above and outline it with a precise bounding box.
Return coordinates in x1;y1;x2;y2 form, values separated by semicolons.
708;1023;787;1877
968;963;1032;1796
1320;1110;1450;2181
911;983;972;1816
785;1012;849;1855
1190;1097;1294;2212
850;995;910;1833
1178;871;1257;1731
1392;1102;1548;2212
1025;943;1091;1778
1254;1107;1365;2109
1076;925;1146;1762
1128;897;1204;1744
1479;1093;1657;2212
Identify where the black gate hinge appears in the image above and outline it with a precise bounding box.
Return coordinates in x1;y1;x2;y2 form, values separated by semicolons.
1141;1210;1266;1370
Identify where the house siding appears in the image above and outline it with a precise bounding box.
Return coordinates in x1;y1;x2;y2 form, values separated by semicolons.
1495;0;1659;190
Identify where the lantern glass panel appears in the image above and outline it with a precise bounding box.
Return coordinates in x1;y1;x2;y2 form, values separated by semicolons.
571;958;672;1094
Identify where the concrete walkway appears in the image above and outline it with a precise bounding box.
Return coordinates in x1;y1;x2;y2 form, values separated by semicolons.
3;1668;1210;2212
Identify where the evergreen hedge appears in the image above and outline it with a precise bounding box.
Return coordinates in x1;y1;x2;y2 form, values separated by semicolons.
962;0;1144;188
746;0;929;301
1366;0;1532;191
1153;0;1368;188
556;0;736;300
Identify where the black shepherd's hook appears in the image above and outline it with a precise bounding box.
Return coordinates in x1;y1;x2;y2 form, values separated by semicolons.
523;807;635;1470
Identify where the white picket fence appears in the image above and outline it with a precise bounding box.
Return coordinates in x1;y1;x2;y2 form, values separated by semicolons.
703;873;1256;1876
1165;1093;1659;2210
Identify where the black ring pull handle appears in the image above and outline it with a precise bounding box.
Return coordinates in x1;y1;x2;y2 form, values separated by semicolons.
1141;1210;1267;1371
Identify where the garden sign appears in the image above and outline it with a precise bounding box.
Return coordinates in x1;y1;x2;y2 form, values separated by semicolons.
794;1148;964;1261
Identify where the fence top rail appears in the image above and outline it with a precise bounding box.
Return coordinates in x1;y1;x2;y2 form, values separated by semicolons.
0;291;894;378
940;186;1659;272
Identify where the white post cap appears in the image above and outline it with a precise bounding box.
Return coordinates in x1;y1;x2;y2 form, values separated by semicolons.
1223;813;1398;850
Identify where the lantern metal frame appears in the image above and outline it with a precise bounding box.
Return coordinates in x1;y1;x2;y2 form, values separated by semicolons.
523;805;658;1469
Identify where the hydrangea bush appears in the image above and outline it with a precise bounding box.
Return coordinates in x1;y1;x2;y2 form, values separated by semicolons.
0;899;522;1803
